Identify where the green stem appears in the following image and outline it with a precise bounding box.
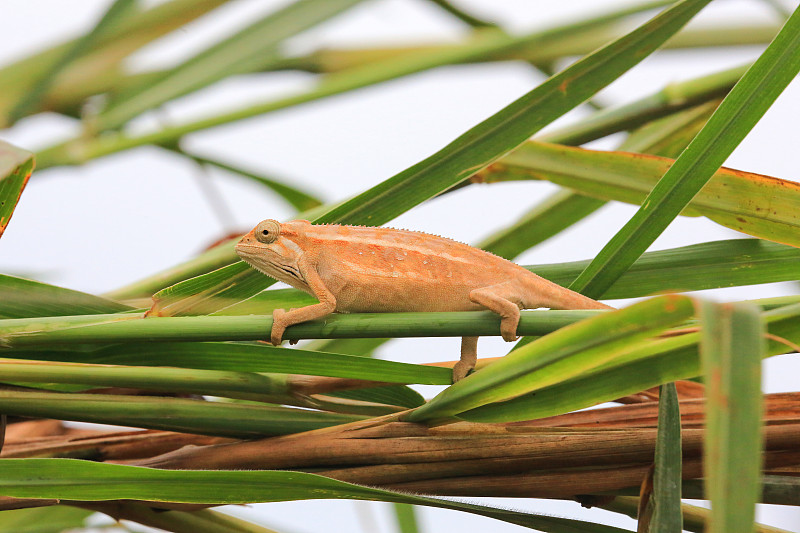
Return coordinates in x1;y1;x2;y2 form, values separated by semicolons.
0;310;601;348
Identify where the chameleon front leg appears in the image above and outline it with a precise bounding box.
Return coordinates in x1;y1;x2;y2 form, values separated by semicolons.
452;336;479;382
270;263;336;345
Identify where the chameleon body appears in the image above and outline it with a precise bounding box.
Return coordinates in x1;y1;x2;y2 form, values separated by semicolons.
235;219;612;381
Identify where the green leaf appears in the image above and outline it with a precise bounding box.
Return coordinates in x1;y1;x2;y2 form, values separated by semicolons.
477;190;606;260
0;389;361;438
539;63;746;146
651;383;683;532
318;0;713;227
536;238;800;299
487;140;800;247
302;337;390;356
404;296;694;422
570;7;800;297
473;98;718;263
0;274;133;318
619;99;721;159
0;506;92;533
392;503;421;533
0;0;231;125
3;342;452;385
91;504;280;533
95;0;367;130
329;385;425;409
184;151;323;212
699;301;765;533
149;261;271;316
6;0;137;124
208;288;317;316
0;458;633;532
458;302;800;424
0;141;34;238
34;0;680;170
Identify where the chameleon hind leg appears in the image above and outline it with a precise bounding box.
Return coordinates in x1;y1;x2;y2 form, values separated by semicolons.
469;283;523;342
452;336;479;382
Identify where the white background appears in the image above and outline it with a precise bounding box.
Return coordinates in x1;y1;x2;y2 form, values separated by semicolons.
1;0;798;531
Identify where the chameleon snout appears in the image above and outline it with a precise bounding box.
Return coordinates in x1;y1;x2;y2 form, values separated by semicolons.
234;232;257;256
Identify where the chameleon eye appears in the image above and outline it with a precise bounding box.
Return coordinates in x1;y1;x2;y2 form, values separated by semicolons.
254;219;280;244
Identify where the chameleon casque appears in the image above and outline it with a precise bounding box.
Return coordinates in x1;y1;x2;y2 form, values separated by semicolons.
235;219;613;381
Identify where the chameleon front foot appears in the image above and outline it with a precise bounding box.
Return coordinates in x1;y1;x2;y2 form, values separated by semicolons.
270;308;288;345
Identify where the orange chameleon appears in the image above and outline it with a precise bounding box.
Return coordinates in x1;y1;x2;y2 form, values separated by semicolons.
236;219;612;381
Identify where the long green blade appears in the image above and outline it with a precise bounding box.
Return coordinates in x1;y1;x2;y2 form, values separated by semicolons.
458;302;799;423
699;301;765;533
95;0;365;130
6;0;136;124
486;140;800;247
651;383;683;532
4;342;452;385
0;275;132;319
477;98;718;261
477;190;606;260
183;152;323;212
0;459;632;532
33;0;679;170
404;296;694;422
0;0;230;125
0;506;92;533
570;7;800;297
0;141;34;238
318;0;712;227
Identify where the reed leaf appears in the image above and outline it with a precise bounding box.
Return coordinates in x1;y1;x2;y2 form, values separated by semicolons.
0;141;34;238
405;296;693;422
570;7;800;297
0;275;132;319
458;302;800;423
0;459;634;532
699;301;765;533
484;140;800;247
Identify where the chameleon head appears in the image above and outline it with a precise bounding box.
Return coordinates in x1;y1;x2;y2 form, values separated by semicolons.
235;219;309;289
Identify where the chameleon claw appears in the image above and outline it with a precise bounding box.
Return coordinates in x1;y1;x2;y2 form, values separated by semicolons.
451;361;474;382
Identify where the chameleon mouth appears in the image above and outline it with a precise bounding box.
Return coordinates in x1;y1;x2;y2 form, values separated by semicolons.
234;244;262;263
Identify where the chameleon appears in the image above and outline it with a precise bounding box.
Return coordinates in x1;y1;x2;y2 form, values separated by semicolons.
235;219;613;381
